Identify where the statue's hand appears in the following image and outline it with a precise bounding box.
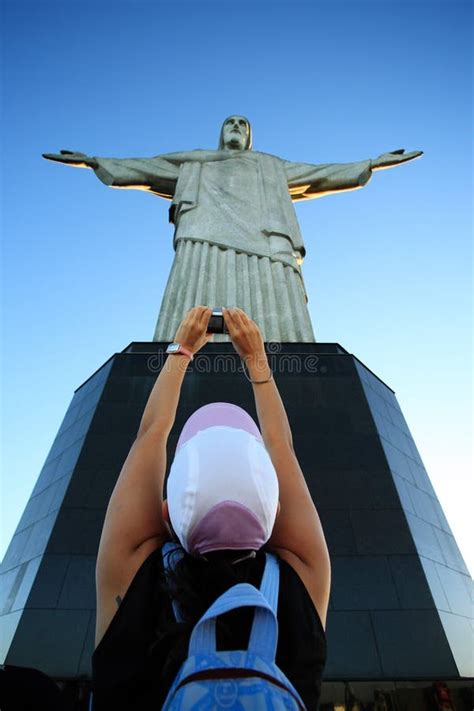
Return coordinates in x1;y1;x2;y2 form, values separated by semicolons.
371;149;423;171
42;150;98;169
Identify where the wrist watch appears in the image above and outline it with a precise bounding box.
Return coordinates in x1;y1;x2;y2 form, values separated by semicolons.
166;342;194;361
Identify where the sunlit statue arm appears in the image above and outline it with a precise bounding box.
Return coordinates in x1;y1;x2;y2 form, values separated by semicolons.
284;148;423;201
42;149;186;200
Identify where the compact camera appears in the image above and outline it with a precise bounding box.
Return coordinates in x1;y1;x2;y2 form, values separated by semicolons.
207;308;229;334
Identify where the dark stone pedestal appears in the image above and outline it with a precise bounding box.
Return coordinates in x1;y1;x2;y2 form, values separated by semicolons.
0;342;472;682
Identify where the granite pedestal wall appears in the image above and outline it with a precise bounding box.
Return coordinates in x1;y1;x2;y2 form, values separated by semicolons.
0;342;472;680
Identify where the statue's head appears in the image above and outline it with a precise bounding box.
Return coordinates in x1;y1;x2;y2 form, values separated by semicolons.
219;115;252;151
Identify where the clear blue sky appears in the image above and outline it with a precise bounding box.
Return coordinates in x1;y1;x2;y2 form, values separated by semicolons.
1;0;472;574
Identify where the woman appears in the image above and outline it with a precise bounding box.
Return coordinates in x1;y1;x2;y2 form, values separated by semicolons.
92;306;330;710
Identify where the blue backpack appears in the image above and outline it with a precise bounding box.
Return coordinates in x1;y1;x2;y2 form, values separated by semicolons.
161;543;306;710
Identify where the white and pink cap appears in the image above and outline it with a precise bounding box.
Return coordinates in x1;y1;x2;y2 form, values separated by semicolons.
166;402;279;556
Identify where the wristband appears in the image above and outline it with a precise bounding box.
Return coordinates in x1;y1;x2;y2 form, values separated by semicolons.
166;343;194;361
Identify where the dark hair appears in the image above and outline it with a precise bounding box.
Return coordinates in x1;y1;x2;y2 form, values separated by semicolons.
148;547;261;677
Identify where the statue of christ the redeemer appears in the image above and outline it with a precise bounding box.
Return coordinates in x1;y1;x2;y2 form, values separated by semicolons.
44;116;422;342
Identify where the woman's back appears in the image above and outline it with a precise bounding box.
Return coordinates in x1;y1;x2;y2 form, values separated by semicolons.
92;546;326;711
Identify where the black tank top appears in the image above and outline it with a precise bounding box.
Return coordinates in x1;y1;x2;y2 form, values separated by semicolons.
92;547;327;710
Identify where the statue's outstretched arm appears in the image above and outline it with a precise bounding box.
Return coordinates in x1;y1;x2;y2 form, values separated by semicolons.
285;148;422;201
42;150;181;199
285;157;373;201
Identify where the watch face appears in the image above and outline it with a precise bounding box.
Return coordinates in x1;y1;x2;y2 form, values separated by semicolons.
167;344;180;353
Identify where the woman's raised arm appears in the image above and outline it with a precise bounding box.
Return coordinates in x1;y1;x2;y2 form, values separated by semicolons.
222;307;331;628
95;308;212;618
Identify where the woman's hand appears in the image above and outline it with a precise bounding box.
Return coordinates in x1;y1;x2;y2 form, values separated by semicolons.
173;306;213;355
222;308;266;362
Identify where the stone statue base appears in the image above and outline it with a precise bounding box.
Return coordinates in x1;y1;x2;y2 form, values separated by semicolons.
0;342;471;681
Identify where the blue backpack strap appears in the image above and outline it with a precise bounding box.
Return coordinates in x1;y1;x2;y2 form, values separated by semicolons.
162;542;185;623
248;552;279;653
189;583;278;661
258;553;279;612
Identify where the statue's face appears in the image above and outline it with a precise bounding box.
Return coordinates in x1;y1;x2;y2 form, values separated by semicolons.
221;116;250;151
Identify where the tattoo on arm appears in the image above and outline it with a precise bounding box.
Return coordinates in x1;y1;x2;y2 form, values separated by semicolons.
116;595;122;608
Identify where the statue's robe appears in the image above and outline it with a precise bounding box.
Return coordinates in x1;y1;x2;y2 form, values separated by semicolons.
92;149;372;342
